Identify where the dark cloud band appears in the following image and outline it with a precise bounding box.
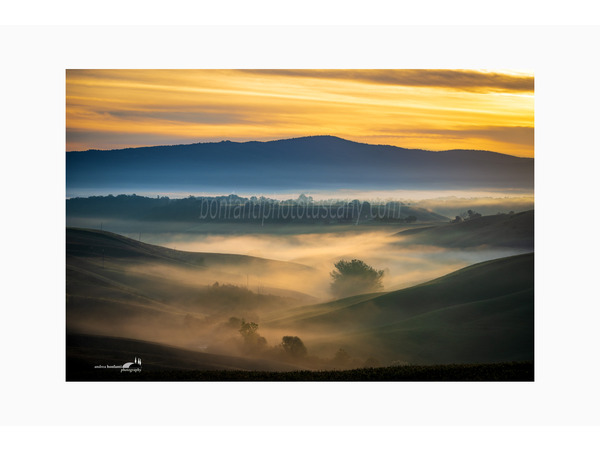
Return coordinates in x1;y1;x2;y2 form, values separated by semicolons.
238;69;534;93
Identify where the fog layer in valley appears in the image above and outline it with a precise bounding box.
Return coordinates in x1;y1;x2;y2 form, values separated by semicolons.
151;229;528;295
67;211;532;368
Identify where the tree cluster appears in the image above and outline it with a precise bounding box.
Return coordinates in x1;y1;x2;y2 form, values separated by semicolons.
234;319;308;361
452;209;482;223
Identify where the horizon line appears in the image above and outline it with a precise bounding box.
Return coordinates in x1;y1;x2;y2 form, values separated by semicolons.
66;134;533;159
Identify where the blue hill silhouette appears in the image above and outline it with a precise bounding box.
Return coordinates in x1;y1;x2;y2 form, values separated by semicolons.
66;135;533;194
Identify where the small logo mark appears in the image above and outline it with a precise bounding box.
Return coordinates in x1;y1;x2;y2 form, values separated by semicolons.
94;357;142;373
121;357;142;373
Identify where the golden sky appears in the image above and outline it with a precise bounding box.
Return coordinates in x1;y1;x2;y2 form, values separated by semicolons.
66;69;534;157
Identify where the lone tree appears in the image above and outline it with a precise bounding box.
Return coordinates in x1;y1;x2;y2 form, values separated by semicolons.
330;259;384;298
239;320;267;352
281;336;307;359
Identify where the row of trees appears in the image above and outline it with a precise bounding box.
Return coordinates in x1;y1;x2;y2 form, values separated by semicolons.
452;209;482;223
236;319;379;368
67;193;418;223
238;319;307;359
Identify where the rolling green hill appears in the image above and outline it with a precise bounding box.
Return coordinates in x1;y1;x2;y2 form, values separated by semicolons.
67;227;317;270
266;253;534;364
66;228;320;344
395;210;534;249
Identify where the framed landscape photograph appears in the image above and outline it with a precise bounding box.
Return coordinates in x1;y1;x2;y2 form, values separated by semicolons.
65;69;534;381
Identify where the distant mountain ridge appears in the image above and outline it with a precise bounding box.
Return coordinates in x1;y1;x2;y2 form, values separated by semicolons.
66;135;534;194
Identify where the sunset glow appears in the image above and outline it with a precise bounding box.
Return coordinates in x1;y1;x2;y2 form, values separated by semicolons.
66;69;534;157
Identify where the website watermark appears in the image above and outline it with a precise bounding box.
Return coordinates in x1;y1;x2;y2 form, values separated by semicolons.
197;198;403;225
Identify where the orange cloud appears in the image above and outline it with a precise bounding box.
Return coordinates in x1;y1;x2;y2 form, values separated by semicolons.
66;69;534;157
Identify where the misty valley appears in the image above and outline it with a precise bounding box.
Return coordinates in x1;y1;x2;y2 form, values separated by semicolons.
66;194;534;381
65;133;534;381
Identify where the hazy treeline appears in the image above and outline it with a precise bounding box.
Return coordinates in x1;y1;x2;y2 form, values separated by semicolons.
210;315;380;370
66;193;447;224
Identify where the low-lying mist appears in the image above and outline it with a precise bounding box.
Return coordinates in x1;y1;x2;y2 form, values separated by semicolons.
151;229;528;295
67;211;533;368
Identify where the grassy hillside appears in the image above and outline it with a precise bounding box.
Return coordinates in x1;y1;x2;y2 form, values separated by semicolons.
395;210;534;249
266;253;534;364
261;292;383;324
67;228;319;345
67;227;316;270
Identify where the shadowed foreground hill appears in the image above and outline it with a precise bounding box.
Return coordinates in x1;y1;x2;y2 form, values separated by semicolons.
67;332;533;381
67;333;304;379
395;210;534;249
267;253;534;364
66;227;319;344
